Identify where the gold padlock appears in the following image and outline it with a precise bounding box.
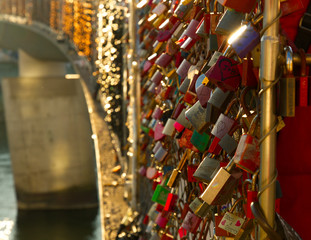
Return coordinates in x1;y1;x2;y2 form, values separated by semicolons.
200;158;242;205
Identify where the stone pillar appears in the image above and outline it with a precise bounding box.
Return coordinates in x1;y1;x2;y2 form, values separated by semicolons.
1;50;98;209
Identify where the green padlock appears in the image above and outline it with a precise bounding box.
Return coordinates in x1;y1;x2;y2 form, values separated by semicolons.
152;182;170;206
190;130;211;152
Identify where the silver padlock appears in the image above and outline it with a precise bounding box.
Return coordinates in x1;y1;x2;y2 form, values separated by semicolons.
185;101;210;133
193;156;220;183
208;87;234;112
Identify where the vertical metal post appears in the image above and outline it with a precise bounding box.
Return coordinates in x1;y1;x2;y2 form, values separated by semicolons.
128;0;140;211
259;0;280;239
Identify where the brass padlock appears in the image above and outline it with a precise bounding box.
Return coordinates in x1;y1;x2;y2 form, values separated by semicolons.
200;158;242;205
279;46;295;117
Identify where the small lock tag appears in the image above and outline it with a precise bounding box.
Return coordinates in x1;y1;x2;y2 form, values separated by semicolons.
218;212;245;235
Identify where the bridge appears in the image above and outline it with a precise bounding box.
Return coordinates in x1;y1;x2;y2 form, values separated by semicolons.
0;1;102;210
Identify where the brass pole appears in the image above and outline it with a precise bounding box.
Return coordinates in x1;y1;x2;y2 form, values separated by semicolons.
259;0;280;239
128;0;140;211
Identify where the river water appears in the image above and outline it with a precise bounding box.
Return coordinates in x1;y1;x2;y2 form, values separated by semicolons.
0;60;102;240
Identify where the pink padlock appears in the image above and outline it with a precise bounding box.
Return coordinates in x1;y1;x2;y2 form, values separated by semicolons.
174;121;185;132
152;106;164;120
181;19;200;40
146;167;158;179
176;59;192;79
151;70;163;85
155;53;172;67
181;211;202;233
139;166;147;176
155;211;169;228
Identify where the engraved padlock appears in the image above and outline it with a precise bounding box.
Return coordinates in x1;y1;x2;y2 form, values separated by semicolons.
211;99;239;139
218;198;245;236
193;155;220;183
200;158;243;205
185;101;210;133
205;55;241;91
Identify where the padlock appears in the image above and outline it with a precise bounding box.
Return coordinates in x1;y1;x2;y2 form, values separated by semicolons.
185;101;210;133
279;46;295;116
152;141;163;155
162;118;176;136
187;164;198;182
179;10;203;40
173;0;194;20
196;82;212;107
229;21;261;59
215;8;245;35
167;149;190;188
152;174;171;206
299;48;308;107
164;188;179;211
233;115;260;174
176;58;192;80
195;11;210;37
245;170;259;219
202;51;223;74
154;121;166;141
148;202;160;222
152;106;164;120
237;53;258;87
205;55;241;91
211;99;239;139
171;100;186;119
151;70;164;85
218;198;245;235
189;197;212;218
193;155;220;183
218;124;242;156
207;136;222;155
200;158;243;205
179;77;190;94
210;0;223;35
155;210;170;228
208;87;234;112
175;108;192;129
218;0;257;13
155;53;173;68
181;211;202;233
190;130;211;152
154;144;168;162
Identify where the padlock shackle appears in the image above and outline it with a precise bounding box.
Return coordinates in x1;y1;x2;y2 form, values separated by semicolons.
224;98;238;115
229;197;244;213
284;46;293;75
177;149;191;170
240;86;255;117
225;157;236;172
248;114;259;135
251;169;260;191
